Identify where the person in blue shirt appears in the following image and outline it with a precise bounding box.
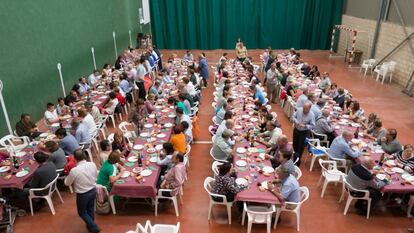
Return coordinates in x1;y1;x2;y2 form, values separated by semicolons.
328;130;360;167
146;51;155;68
71;119;91;145
198;54;209;88
119;73;131;94
55;128;80;155
269;167;301;203
250;84;266;105
78;77;90;96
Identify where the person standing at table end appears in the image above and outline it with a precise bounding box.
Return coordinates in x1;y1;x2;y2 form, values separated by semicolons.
377;128;402;155
15;113;42;140
292;102;315;166
135;56;147;100
65;149;100;233
346;156;385;216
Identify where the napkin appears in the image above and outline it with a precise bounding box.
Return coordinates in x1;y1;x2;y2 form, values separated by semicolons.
124;162;135;167
147;166;156;171
148;153;158;157
258;149;266;153
115;180;125;184
238;167;247;172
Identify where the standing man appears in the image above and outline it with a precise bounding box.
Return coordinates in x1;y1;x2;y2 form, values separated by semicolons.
292;102;315;166
135;56;147;100
265;63;279;103
65;149;100;233
198;54;209;88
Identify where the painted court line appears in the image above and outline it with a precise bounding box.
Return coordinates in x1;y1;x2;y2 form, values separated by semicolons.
193;141;212;144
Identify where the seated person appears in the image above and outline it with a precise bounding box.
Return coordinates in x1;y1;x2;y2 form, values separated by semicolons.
181;121;192;144
77;109;97;137
157;143;175;175
377;128;402;154
101;92;119;115
268;167;300;203
178;93;192;115
112;131;130;157
148;81;163;99
64;89;78;106
211;162;244;202
250;84;266;105
114;87;126;106
144;94;156;114
313;109;335;144
119;73;132;94
328;131;360;166
44;103;61;125
348;100;364;122
265;135;293;168
394;144;414;173
84;101;101;123
97;151;125;192
346;156;385;215
365;119;386;141
15;113;42;140
333;87;346;108
56;97;70;116
276;150;295;176
159;152;187;196
175;107;192;126
216;102;230;125
211;129;240;161
87;69;100;87
257;121;282;148
24;152;57;196
183;50;194;61
169;126;187;154
216;119;234;138
71;118;91;145
78;77;90;96
55;128;80;155
43;141;67;170
99;140;111;165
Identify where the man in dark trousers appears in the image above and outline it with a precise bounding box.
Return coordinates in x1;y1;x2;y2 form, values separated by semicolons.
292;102;315;166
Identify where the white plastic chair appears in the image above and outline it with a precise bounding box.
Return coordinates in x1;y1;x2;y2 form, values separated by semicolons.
118;121;137;142
274;186;309;231
310;130;329;147
343;179;372;219
317;159;344;198
154;187;181;217
56;169;73;193
212;116;219;126
134;220;180;233
28;175;64;216
294;165;302;180
241;203;276;233
204;177;233;224
0;135;30;153
374;61;396;84
107;133;115;143
209;148;228;163
360;59;376;76
211;161;223;178
326;151;348;174
304;138;326;171
96;184;116;214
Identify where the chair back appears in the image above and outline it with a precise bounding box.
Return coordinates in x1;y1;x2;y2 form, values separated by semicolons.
30;175;59;197
0;135;29;152
152;223;180;233
107;133;115;143
343;179;369;198
387;61;397;71
203;176;228;202
244;203;275;223
318;159;337;174
294;166;302;180
284;186;309;211
212;161;223;177
118;121;132;134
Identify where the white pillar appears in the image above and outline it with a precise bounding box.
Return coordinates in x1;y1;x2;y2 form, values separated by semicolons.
129;30;133;48
57;63;66;97
113;31;118;59
0;80;13;135
91;47;97;70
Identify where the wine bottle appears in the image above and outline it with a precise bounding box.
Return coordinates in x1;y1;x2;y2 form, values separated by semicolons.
137;152;143;167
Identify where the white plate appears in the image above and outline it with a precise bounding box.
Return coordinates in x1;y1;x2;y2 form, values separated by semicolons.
235;178;248;186
168;114;176;118
140;132;150;138
155;144;163;151
234;125;242;130
250;118;258;122
15;152;26;158
39;132;49;138
51;123;60;127
147;148;156;153
342;114;350;118
402;174;414;182
236;160;247;167
144;124;153;128
259;153;266;160
148;114;155;119
128;156;139;162
376;174;387;180
94;101;101;105
140;169;152;177
164;123;173;128
149;157;157;162
338;122;348;125
148;137;156;142
156;133;166;138
236;147;247;154
261;180;271;190
132;167;143;174
262;166;274;174
16;170;29;178
121;171;130;178
0;166;10;173
351;139;360;144
155;106;163;109
99;96;107;99
374;149;384;154
248;148;258;153
334;126;340;129
351;123;361;128
242;115;250;119
392;167;405;173
161;109;169;113
133;145;144;150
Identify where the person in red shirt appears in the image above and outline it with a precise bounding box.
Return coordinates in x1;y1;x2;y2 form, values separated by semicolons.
114;87;126;106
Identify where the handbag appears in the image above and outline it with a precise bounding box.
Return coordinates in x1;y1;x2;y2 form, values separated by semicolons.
95;200;111;215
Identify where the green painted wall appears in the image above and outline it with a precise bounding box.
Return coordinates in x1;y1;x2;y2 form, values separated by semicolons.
0;0;150;135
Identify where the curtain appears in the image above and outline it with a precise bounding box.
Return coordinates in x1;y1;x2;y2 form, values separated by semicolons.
150;0;343;50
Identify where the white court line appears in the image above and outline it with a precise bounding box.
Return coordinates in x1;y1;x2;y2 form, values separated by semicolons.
193;141;212;144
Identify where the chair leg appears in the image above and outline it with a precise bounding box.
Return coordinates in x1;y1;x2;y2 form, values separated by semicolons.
55;189;64;203
309;156;316;171
110;116;116;128
296;210;300;231
321;180;329;198
45;197;56;215
339;184;345;203
266;219;271;233
273;209;281;229
207;201;213;220
172;197;179;217
29;197;34;216
226;204;232;224
109;195;116;214
366;199;371;219
247;220;252;233
343;196;352;215
154;198;159;216
241;208;246;226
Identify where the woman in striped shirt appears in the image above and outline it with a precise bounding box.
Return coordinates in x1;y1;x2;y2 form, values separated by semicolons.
394;144;414;173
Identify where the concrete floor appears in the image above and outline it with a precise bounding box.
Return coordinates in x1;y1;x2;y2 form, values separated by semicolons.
13;50;414;233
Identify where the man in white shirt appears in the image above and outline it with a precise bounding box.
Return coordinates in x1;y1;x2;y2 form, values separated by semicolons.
257;121;283;147
87;70;100;87
44;103;60;125
84;102;101;123
77;109;97;137
65;149;100;233
135;57;147;100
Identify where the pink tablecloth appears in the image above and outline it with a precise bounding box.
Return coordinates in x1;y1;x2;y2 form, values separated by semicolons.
0;147;39;189
110;106;175;199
